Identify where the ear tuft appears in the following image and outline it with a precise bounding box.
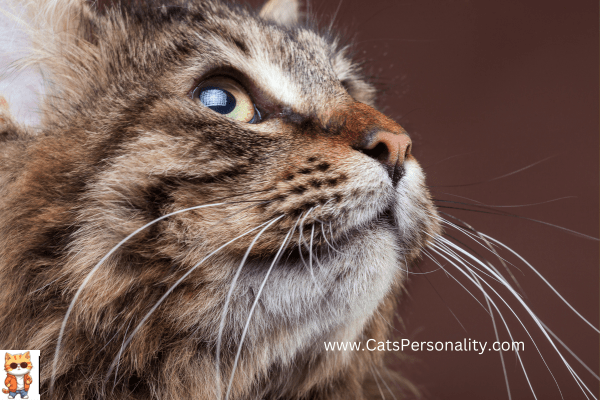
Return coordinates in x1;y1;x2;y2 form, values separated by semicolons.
259;0;300;26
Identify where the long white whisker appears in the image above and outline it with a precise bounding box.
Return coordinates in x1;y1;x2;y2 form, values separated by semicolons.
225;226;294;400
214;215;284;400
419;250;469;332
373;364;398;400
436;231;598;396
319;220;350;255
369;364;386;400
297;208;328;296
422;250;491;315
104;216;282;390
537;320;600;380
443;239;593;400
111;319;132;391
428;243;542;399
433;235;597;399
430;236;511;394
458;251;512;400
50;199;263;393
444;215;522;287
297;207;315;273
430;212;520;286
479;233;599;334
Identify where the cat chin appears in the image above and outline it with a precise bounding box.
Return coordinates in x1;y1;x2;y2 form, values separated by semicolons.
213;225;402;364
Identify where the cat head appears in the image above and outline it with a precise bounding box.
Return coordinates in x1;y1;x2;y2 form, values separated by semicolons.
4;352;32;376
0;0;439;396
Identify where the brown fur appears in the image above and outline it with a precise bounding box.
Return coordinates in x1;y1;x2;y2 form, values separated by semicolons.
0;0;440;398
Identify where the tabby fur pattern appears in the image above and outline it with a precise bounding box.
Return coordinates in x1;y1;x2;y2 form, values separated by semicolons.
0;0;439;398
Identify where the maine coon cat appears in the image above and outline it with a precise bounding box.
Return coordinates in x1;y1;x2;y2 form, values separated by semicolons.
2;353;32;399
0;0;596;399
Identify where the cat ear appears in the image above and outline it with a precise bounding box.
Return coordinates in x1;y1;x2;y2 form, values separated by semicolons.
23;352;30;359
4;353;11;361
0;0;98;128
259;0;301;26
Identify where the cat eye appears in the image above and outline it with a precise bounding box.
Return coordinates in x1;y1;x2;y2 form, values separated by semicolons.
9;363;27;369
191;77;261;124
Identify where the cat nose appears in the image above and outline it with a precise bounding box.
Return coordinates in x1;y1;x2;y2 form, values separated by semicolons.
335;101;412;182
359;130;412;169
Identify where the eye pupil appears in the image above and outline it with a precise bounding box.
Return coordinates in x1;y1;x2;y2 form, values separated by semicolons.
199;87;236;115
9;363;17;369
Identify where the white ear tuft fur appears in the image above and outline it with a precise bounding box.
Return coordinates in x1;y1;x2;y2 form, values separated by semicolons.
259;0;300;26
0;2;46;127
0;0;94;128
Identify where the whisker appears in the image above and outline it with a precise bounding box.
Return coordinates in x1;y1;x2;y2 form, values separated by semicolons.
427;243;543;399
461;252;512;400
432;235;599;399
209;200;273;227
415;252;467;332
431;156;555;188
225;226;295;400
433;191;576;208
51;197;268;394
373;364;399;400
327;0;344;31
434;202;598;241
537;320;600;380
435;232;599;398
478;233;599;334
111;319;132;391
422;250;491;316
214;215;285;400
438;212;599;382
441;232;513;287
104;216;283;391
297;208;329;296
439;212;523;281
421;150;478;170
296;207;315;276
319;220;350;255
369;363;387;400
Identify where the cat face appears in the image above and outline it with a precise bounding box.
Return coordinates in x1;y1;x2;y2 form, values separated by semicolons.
4;353;32;377
10;0;438;333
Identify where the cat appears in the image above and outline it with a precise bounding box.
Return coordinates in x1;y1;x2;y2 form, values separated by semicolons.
0;0;439;398
0;0;596;399
2;353;32;399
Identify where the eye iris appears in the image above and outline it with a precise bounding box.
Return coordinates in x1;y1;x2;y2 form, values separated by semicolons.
199;87;236;115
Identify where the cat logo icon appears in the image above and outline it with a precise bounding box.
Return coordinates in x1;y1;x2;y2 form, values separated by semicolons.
1;351;39;400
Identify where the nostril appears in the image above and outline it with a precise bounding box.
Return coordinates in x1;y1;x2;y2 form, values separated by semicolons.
360;142;390;164
356;130;411;169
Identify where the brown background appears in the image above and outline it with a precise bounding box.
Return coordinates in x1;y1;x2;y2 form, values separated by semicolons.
284;0;598;399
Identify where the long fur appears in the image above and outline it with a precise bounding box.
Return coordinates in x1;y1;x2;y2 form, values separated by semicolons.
0;0;440;398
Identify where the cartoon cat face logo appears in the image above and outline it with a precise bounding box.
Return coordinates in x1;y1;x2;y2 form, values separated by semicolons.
2;353;33;399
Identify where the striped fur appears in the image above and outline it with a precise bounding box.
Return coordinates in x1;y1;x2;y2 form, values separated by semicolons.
0;0;439;398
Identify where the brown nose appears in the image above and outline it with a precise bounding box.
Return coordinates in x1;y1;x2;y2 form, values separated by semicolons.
359;130;412;169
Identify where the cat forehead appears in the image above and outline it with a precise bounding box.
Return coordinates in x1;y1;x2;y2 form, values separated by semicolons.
5;352;29;361
143;2;350;114
198;25;346;112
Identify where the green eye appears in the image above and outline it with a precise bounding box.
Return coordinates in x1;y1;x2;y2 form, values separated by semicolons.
192;77;260;123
